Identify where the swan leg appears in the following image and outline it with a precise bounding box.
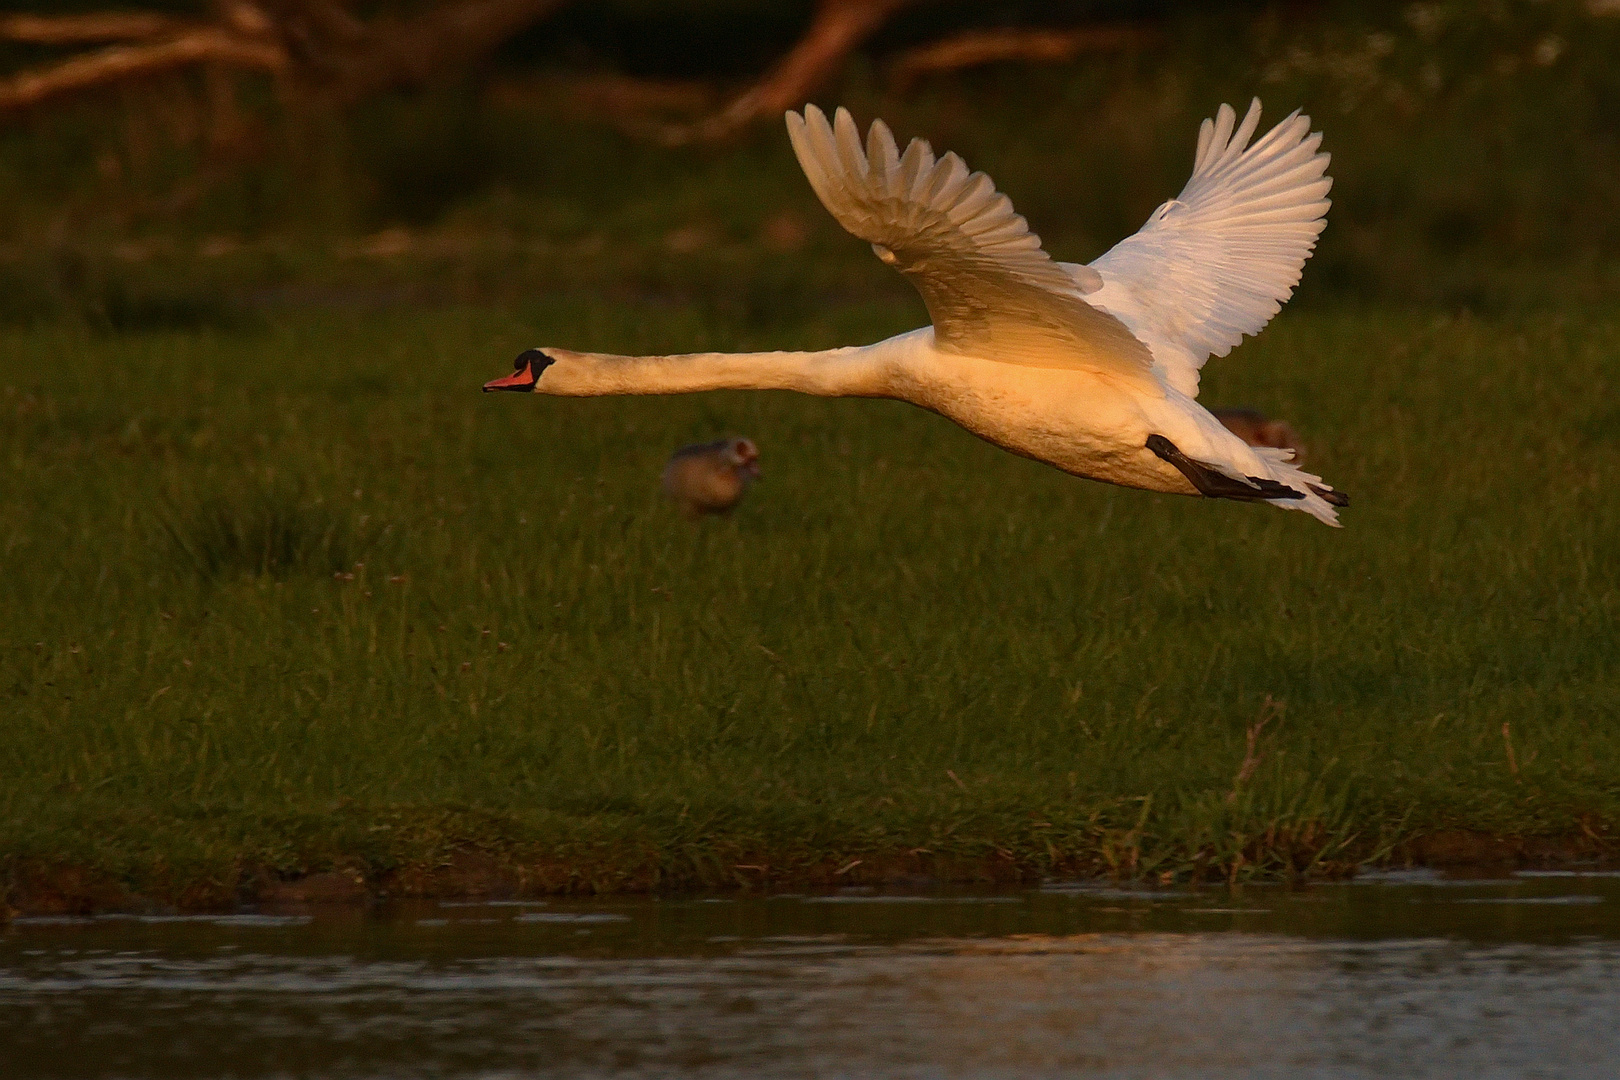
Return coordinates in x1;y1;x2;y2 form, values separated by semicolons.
1308;483;1350;507
1145;434;1305;502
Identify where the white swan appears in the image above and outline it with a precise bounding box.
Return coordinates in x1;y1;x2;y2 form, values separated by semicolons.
485;100;1346;524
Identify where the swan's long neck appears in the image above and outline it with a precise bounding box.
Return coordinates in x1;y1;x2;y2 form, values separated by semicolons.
534;333;920;399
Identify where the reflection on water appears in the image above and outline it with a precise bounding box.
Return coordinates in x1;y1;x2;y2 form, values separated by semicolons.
4;871;1619;1079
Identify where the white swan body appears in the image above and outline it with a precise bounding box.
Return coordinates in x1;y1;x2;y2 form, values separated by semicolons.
486;100;1345;524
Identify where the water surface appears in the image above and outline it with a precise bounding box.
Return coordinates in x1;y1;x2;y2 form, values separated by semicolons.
5;870;1619;1078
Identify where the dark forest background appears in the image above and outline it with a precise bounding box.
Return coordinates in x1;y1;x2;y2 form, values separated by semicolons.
1;0;1617;326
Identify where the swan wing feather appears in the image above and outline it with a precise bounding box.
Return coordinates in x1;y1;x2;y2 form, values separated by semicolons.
1086;99;1332;397
787;105;1154;386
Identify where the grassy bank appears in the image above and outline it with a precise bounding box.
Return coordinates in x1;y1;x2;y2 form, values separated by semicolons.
2;299;1618;912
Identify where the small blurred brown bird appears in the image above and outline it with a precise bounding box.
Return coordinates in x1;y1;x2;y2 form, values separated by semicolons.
1209;408;1306;464
661;437;761;518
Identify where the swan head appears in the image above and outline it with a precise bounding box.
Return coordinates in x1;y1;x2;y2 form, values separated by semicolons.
483;349;556;392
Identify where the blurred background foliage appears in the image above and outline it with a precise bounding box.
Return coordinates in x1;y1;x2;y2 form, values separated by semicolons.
0;0;1617;326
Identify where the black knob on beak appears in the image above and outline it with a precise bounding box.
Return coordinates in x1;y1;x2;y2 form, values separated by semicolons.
483;349;555;392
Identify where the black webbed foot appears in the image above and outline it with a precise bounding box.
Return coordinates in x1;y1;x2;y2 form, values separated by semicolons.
1146;434;1305;502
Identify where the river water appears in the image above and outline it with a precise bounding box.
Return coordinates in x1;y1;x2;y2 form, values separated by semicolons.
3;869;1619;1079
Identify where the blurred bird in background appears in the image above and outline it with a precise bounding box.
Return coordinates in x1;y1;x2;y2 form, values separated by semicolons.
1209;408;1307;464
661;437;761;518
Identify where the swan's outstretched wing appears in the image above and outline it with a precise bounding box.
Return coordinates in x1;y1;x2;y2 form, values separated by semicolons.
787;105;1154;387
1085;99;1331;398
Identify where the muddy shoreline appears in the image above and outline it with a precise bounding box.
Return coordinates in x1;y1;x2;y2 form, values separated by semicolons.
5;831;1616;920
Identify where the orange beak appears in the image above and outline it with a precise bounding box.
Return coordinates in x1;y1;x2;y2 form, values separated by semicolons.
483;349;553;392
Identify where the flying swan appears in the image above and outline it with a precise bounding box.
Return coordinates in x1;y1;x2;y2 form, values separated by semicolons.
485;100;1346;524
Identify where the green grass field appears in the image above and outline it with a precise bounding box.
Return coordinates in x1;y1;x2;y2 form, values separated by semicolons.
3;298;1618;909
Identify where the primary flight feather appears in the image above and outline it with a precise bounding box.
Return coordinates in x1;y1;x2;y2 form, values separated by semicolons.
486;99;1346;524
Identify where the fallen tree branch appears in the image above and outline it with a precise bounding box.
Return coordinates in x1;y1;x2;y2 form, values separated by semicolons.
0;0;570;120
0;12;188;44
0;28;285;113
655;0;920;145
888;24;1158;93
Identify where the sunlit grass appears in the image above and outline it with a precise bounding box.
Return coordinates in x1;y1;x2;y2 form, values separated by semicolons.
1;301;1617;900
